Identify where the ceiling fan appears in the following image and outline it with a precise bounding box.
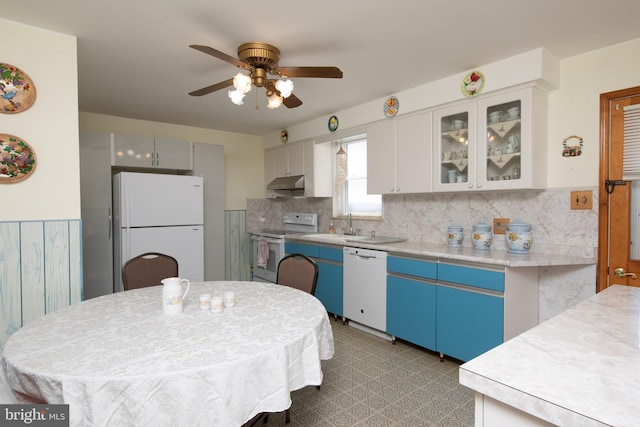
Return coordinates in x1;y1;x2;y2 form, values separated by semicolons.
189;42;343;109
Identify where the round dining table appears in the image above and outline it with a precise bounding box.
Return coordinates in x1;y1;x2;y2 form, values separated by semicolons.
1;281;334;427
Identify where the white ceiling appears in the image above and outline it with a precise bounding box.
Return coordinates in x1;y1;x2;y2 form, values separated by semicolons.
3;0;640;136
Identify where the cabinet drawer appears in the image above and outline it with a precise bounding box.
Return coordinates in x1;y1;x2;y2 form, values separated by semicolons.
296;243;319;258
388;256;437;280
438;263;504;292
318;246;343;262
284;242;298;254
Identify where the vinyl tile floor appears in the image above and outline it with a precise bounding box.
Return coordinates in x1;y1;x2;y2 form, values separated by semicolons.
262;318;475;426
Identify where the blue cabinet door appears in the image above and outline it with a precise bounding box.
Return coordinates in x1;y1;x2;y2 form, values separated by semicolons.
436;286;503;362
387;276;436;351
315;260;343;316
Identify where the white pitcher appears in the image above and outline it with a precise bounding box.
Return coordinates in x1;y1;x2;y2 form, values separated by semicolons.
161;277;191;315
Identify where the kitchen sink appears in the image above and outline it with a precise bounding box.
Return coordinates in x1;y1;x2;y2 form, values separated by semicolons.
344;236;407;245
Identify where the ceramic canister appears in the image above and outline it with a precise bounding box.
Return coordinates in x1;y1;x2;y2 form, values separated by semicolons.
447;225;463;247
506;221;532;254
472;222;492;250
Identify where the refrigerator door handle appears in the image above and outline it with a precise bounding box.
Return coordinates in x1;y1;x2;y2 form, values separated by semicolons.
108;205;112;240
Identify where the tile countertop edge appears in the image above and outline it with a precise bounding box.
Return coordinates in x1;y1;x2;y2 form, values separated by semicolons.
286;234;596;267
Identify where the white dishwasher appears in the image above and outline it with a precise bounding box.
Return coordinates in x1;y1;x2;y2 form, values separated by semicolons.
343;246;388;332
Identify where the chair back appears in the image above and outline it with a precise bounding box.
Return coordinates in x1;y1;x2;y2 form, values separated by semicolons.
122;252;179;291
276;253;318;295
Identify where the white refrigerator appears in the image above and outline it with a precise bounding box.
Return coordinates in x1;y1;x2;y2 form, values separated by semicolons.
113;172;204;292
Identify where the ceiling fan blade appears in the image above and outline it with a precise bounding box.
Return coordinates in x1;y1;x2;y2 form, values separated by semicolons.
189;78;234;96
189;44;248;69
277;66;343;79
283;93;303;108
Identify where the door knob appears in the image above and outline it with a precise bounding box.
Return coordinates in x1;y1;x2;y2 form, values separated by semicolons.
613;267;638;279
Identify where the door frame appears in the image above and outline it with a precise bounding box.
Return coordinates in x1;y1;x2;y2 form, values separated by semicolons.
597;86;640;292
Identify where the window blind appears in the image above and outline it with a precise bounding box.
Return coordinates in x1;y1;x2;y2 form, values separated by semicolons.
623;104;640;180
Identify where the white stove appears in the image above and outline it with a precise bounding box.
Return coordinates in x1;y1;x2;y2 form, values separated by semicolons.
251;212;317;283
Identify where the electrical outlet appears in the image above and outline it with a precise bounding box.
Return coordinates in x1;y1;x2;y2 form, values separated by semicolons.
571;191;593;210
493;218;510;235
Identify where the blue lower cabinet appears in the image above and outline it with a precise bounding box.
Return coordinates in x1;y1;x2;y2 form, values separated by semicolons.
387;276;436;351
315;260;343;316
284;242;298;254
436;285;504;362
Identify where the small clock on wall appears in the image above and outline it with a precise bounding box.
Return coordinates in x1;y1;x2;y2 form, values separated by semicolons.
280;129;288;143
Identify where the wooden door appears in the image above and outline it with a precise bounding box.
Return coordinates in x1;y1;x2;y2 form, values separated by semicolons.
598;87;640;291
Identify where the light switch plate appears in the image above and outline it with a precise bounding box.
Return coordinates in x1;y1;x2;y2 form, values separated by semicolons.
571;191;593;210
493;218;510;235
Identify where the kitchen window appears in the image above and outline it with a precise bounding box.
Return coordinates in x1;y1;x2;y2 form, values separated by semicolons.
333;135;382;218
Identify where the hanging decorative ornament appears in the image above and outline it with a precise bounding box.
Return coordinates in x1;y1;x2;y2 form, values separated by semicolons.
562;135;583;157
280;129;288;144
0;63;36;113
461;70;485;98
0;133;37;183
335;143;348;192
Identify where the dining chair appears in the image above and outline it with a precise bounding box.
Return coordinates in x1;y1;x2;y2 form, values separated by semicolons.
122;252;178;291
276;253;319;295
269;253;319;424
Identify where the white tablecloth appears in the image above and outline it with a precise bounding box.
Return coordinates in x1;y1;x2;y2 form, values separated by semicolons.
1;281;334;427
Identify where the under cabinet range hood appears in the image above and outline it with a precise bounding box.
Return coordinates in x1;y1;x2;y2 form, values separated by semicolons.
267;175;305;198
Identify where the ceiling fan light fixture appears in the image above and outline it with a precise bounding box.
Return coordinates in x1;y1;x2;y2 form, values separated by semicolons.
275;79;294;98
232;72;252;94
267;92;283;109
228;89;246;105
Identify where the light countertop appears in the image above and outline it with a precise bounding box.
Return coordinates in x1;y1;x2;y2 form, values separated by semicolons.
287;233;595;267
459;285;640;427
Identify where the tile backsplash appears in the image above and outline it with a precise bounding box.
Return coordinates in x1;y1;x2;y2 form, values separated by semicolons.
247;188;598;258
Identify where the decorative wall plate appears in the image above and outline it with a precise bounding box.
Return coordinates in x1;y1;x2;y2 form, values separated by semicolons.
0;134;37;183
328;115;339;132
280;129;288;143
461;70;485;98
0;63;36;113
383;96;399;118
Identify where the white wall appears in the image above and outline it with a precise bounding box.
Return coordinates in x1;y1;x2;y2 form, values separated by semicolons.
79;112;264;210
0;19;79;221
547;38;640;187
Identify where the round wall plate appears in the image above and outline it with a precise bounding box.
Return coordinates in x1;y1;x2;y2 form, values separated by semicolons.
328;115;339;132
461;70;485;97
280;129;288;143
0;63;36;113
0;134;37;183
384;96;399;118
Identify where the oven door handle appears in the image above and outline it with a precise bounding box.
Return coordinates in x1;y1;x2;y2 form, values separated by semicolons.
251;235;284;244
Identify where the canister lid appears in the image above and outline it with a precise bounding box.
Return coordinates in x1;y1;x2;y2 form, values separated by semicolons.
507;220;531;232
448;225;463;231
473;222;492;232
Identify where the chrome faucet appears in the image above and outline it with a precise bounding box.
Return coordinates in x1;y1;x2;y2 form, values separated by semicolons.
345;212;355;235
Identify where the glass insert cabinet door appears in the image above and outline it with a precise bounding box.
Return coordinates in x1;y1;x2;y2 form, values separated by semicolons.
435;104;477;191
483;99;522;184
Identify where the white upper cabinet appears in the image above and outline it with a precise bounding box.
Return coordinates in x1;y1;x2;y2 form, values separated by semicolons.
264;140;332;198
433;86;547;192
111;134;193;170
273;142;304;177
368;112;432;194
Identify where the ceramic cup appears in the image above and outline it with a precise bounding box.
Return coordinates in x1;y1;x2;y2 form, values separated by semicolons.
210;296;224;313
199;293;211;310
451;119;465;130
447;170;457;183
224;291;236;307
507;106;520;119
488;111;503;123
